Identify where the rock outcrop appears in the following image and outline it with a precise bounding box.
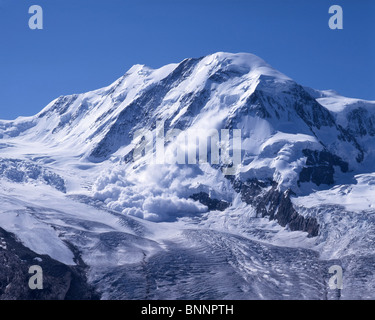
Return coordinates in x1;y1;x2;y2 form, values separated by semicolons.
0;227;99;300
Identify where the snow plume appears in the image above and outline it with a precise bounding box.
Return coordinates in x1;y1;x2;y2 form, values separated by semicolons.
142;196;207;221
93;163;209;222
132;120;242;175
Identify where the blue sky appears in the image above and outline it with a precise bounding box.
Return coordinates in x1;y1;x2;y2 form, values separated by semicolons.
0;0;374;119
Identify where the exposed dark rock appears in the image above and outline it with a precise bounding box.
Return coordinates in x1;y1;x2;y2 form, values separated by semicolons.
90;58;203;160
234;179;319;237
289;83;336;130
262;188;319;237
38;95;78;119
0;227;99;300
346;107;375;137
231;178;270;198
189;192;230;211
298;149;349;186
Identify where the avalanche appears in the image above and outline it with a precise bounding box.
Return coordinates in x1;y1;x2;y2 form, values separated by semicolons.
1;52;375;299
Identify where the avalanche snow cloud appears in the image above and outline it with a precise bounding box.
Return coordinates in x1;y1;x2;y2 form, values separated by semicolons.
1;52;375;299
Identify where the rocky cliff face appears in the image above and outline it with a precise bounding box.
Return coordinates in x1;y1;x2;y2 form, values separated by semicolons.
0;228;99;300
232;179;319;237
298;149;349;187
190;192;231;211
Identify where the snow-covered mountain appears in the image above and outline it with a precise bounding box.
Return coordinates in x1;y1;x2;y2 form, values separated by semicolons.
1;52;375;299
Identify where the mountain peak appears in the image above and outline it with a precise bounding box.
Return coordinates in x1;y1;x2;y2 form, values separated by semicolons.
200;52;291;81
119;52;291;88
205;51;269;67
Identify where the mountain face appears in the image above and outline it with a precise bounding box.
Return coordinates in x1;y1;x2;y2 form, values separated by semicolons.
1;52;375;299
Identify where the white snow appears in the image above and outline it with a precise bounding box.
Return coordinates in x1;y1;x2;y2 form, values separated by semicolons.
293;173;375;212
1;52;375;299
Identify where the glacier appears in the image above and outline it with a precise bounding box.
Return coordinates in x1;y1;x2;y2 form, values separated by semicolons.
0;52;374;299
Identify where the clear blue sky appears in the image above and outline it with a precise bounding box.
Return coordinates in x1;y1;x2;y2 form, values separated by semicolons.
0;0;374;120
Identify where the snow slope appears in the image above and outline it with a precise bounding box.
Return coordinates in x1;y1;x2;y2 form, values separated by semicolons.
1;52;375;299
